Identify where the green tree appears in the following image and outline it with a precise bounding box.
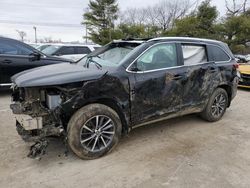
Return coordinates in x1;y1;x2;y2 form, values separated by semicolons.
217;12;250;53
166;0;219;39
83;0;119;45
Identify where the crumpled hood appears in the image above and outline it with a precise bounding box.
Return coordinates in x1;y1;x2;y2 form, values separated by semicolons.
11;63;107;87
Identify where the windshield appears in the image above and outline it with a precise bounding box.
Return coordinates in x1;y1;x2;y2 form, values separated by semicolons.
42;45;61;55
78;42;141;67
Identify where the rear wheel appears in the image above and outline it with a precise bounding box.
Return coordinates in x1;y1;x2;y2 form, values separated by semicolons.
67;104;122;159
200;88;228;122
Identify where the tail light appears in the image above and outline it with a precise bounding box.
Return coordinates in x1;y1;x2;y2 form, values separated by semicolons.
233;63;239;69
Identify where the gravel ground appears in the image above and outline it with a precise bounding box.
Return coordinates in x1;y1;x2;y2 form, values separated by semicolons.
0;89;249;188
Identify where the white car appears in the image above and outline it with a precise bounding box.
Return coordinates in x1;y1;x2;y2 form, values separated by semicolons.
42;44;100;61
246;54;250;62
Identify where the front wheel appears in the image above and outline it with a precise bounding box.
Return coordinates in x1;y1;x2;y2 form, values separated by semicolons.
67;104;122;159
200;88;228;122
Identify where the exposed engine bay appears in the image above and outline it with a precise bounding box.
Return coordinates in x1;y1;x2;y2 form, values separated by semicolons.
10;86;67;158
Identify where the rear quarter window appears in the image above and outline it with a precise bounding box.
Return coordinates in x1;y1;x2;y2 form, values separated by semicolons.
182;44;208;65
208;45;230;62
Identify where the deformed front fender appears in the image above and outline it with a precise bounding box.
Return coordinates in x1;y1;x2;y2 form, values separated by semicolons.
59;74;131;133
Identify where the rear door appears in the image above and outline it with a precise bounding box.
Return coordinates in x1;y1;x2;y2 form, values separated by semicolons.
180;43;218;110
128;42;186;125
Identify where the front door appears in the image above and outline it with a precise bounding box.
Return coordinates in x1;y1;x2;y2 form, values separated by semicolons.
128;42;186;125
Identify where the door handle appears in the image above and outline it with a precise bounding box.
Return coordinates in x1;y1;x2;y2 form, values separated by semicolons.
2;59;12;64
208;66;216;73
173;74;184;80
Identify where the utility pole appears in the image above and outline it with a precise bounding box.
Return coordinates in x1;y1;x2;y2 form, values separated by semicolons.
33;26;37;43
85;24;88;44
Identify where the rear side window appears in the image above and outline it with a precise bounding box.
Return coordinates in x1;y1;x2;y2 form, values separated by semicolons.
209;45;230;62
76;47;91;54
58;47;75;55
182;44;207;65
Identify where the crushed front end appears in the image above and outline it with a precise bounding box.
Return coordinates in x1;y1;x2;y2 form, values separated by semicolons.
10;86;65;158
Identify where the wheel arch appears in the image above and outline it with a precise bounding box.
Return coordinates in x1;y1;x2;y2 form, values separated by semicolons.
217;84;232;107
80;98;130;134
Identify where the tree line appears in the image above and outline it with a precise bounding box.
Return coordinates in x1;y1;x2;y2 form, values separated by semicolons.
83;0;250;54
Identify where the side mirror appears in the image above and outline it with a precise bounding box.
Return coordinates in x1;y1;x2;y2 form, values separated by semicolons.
29;52;41;61
129;62;140;72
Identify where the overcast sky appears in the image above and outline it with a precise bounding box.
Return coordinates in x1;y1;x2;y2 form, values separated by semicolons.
0;0;226;43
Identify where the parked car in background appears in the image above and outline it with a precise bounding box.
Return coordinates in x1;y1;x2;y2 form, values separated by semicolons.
28;43;40;49
42;44;100;61
36;44;51;51
246;54;250;62
0;37;72;88
234;54;248;63
10;37;238;159
238;62;250;88
27;43;52;51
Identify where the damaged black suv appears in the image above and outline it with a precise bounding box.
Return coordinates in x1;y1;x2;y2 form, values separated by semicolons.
10;37;238;159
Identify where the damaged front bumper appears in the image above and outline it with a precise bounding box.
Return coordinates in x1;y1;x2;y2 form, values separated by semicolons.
15;114;43;131
15;114;65;158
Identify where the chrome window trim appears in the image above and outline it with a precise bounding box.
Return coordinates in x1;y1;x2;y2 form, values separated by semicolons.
0;83;12;86
0;53;46;58
126;41;178;73
126;41;232;74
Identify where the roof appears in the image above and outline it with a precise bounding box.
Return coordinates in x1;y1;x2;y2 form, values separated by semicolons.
148;37;222;44
112;39;145;44
43;43;100;47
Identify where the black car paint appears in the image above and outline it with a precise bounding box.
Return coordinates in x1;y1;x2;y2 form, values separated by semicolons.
11;38;238;135
0;37;71;86
11;63;108;87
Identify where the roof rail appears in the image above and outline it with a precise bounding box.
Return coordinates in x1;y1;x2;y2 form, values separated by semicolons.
121;37;152;41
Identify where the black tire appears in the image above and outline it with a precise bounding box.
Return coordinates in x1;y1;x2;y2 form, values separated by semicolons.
67;103;122;160
200;88;228;122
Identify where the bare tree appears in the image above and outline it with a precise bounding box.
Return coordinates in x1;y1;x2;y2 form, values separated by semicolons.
38;37;62;43
16;30;26;42
225;0;249;16
121;8;148;25
151;0;191;30
120;0;194;31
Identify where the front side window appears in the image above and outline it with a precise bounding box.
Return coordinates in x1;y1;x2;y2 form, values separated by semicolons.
135;43;177;71
182;45;207;65
209;45;230;62
0;41;33;55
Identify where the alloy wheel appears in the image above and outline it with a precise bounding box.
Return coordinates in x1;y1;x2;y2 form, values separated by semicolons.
211;93;226;117
80;115;115;152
